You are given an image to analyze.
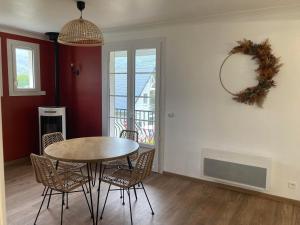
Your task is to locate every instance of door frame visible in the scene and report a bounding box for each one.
[0,37,7,225]
[102,37,165,173]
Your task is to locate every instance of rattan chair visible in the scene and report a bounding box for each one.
[42,132,85,171]
[41,132,86,197]
[30,154,92,225]
[103,130,139,200]
[42,132,64,149]
[120,130,139,163]
[100,149,155,225]
[104,130,139,168]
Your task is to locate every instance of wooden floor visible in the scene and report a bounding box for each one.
[4,160,300,225]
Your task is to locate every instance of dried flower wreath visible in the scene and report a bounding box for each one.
[219,39,282,107]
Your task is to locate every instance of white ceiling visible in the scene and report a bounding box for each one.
[0,0,299,33]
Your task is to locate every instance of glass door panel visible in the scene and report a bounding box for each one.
[134,49,156,145]
[109,51,128,137]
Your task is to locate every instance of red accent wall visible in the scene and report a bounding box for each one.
[0,32,102,162]
[0,32,55,161]
[59,45,102,139]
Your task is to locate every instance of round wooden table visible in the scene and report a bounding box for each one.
[44,136,139,225]
[44,136,139,163]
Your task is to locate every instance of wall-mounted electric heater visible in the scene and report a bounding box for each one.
[202,148,272,191]
[38,107,66,154]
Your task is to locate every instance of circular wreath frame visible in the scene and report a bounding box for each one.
[219,39,282,107]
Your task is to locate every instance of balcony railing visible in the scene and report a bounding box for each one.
[111,108,155,145]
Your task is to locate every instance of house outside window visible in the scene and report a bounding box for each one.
[7,39,45,96]
[143,93,148,104]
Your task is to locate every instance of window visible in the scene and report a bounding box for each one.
[103,40,161,146]
[7,39,45,96]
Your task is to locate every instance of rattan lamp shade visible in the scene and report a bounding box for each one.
[58,18,103,47]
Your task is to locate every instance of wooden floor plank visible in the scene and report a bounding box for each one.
[4,161,300,225]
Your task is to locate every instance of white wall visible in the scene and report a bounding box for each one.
[104,19,300,200]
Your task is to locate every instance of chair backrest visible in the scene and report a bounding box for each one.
[120,130,140,161]
[42,132,64,152]
[132,149,155,182]
[30,154,64,191]
[120,130,139,142]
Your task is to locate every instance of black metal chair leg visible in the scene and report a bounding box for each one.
[41,186,46,196]
[122,188,125,205]
[100,184,111,220]
[47,189,53,209]
[80,168,89,193]
[66,193,69,209]
[127,156,133,169]
[61,192,65,225]
[81,185,92,216]
[46,160,58,209]
[34,187,49,225]
[127,189,133,225]
[141,182,154,215]
[120,188,123,199]
[133,185,138,200]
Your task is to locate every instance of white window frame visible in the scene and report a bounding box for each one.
[7,39,45,96]
[102,38,166,173]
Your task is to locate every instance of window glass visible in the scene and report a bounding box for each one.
[109,51,127,74]
[135,48,156,145]
[135,49,156,73]
[109,50,128,137]
[15,48,34,89]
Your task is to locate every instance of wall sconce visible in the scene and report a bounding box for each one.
[70,63,80,76]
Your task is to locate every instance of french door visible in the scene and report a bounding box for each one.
[103,39,161,170]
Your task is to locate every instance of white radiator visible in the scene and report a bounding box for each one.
[201,148,271,191]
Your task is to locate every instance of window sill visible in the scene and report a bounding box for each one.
[9,90,46,96]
